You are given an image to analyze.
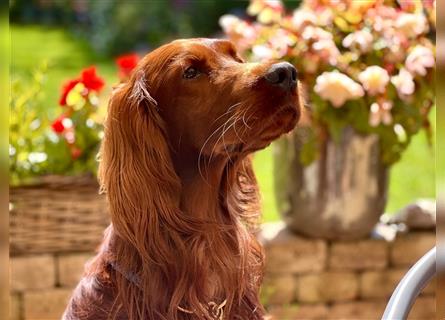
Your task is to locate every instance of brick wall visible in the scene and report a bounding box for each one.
[10,224,436,320]
[10,253,93,320]
[260,222,436,320]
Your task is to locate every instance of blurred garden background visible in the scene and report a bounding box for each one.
[10,0,435,222]
[10,1,437,319]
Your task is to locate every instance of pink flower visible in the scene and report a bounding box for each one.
[391,68,415,100]
[397,0,417,12]
[358,66,390,96]
[405,45,435,76]
[369,101,393,127]
[219,15,258,52]
[366,6,398,33]
[342,29,373,53]
[312,39,340,65]
[314,71,364,108]
[268,29,296,59]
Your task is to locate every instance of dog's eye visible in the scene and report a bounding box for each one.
[183,67,199,79]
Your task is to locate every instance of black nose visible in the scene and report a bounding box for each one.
[264,62,297,91]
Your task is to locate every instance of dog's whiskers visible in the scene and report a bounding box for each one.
[198,123,227,183]
[198,102,241,182]
[211,112,238,164]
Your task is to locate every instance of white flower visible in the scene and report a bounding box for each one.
[28,152,48,164]
[302,26,332,41]
[405,45,435,76]
[291,8,317,30]
[369,101,393,127]
[391,68,415,100]
[342,29,373,53]
[395,13,428,38]
[61,118,73,128]
[252,44,274,61]
[314,71,364,107]
[219,14,240,33]
[358,66,390,96]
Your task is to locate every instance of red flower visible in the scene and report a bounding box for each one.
[80,66,105,92]
[383,63,395,74]
[116,53,139,79]
[70,147,82,159]
[51,115,66,133]
[59,79,80,106]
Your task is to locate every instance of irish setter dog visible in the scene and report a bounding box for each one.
[63,38,301,320]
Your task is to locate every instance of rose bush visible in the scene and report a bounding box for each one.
[220,0,435,164]
[10,54,139,185]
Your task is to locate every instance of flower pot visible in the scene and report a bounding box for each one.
[273,126,389,240]
[10,175,109,255]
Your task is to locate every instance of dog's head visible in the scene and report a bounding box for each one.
[124,38,301,158]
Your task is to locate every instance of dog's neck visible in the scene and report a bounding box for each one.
[171,149,239,300]
[172,149,233,220]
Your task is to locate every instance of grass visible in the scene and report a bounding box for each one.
[12,24,436,222]
[11,25,117,118]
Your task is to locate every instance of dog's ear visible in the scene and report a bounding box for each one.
[98,69,181,246]
[98,68,187,318]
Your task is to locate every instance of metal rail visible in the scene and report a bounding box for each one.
[381,247,436,320]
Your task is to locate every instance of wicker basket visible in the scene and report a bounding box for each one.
[10,175,110,255]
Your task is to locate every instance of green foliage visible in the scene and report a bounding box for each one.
[11,25,117,118]
[10,64,104,186]
[386,109,435,213]
[10,63,50,185]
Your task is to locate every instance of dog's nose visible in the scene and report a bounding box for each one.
[264,62,297,91]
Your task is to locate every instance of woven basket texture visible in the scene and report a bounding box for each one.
[10,175,109,255]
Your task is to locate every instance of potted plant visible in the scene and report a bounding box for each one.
[220,0,435,239]
[9,54,140,254]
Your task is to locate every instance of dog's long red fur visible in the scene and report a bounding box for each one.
[63,39,301,320]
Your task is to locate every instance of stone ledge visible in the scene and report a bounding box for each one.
[408,295,435,320]
[297,272,359,303]
[329,300,386,319]
[56,253,93,287]
[24,288,73,320]
[267,303,329,320]
[360,269,406,299]
[262,274,297,305]
[329,239,388,271]
[10,293,22,320]
[390,232,435,267]
[11,255,55,292]
[260,222,327,274]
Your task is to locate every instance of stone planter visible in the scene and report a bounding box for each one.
[274,126,389,240]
